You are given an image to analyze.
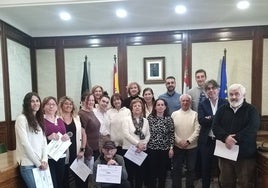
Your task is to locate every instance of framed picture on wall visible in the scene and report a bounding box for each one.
[143,56,166,84]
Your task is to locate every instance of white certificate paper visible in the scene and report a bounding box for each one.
[96,164,122,184]
[214,139,239,161]
[124,145,148,166]
[32,168,53,188]
[70,158,92,182]
[47,132,71,161]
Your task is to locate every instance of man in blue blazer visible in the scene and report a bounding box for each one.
[198,79,227,188]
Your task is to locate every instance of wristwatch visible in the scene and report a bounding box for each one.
[80,148,85,152]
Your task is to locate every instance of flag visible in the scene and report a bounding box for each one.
[81,58,90,95]
[113,62,120,93]
[183,54,190,94]
[219,55,228,99]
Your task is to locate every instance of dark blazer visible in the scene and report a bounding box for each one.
[198,98,227,144]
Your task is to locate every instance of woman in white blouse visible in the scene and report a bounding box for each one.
[122,98,150,188]
[107,93,131,155]
[15,92,48,188]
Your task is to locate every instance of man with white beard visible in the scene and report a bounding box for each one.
[212,83,260,188]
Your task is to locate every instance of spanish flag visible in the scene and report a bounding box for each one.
[113,55,120,93]
[183,53,190,94]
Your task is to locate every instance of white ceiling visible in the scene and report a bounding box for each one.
[0,0,268,37]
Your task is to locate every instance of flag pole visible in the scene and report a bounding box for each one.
[85,55,87,64]
[183,48,190,94]
[113,54,120,93]
[114,54,116,64]
[219,49,228,99]
[81,55,89,95]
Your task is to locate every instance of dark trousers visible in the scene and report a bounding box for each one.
[200,137,217,188]
[48,157,65,188]
[172,147,197,188]
[63,164,88,188]
[218,158,256,188]
[147,148,169,188]
[123,149,146,188]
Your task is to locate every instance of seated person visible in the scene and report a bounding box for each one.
[93,141,130,188]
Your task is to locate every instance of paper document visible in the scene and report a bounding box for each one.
[70,158,91,182]
[85,156,94,174]
[47,132,71,161]
[32,167,53,188]
[124,145,147,166]
[214,139,239,161]
[96,164,122,184]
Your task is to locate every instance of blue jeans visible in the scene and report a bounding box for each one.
[20,165,36,188]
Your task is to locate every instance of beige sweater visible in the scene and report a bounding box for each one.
[171,109,200,149]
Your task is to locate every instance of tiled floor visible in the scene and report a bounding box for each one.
[164,178,220,188]
[164,172,220,188]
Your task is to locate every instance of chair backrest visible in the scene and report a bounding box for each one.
[0,143,7,154]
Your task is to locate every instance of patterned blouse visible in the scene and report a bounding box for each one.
[147,114,175,150]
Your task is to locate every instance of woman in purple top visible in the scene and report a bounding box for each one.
[43,96,69,188]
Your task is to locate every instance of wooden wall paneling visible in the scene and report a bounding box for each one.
[2,23,268,152]
[181,32,192,89]
[251,27,263,114]
[124,31,184,94]
[190,27,254,42]
[0,123,7,145]
[262,28,268,128]
[30,46,38,92]
[0,22,5,146]
[261,116,268,130]
[62,34,120,48]
[55,39,66,99]
[262,27,268,38]
[1,21,33,150]
[190,26,265,114]
[118,36,128,98]
[3,22,31,48]
[33,37,57,49]
[125,31,183,45]
[1,23,11,149]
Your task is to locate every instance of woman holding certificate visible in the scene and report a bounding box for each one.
[43,96,69,188]
[58,96,87,188]
[122,98,150,188]
[15,92,48,188]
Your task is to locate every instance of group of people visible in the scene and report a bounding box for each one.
[15,69,260,188]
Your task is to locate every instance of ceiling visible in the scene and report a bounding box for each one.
[0,0,268,37]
